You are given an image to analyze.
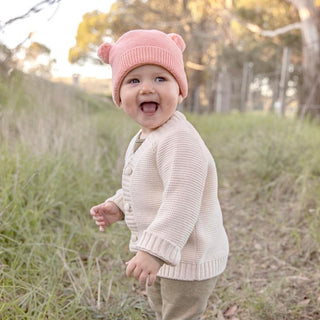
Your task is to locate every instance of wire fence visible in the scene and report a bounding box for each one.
[213,50,302,116]
[195,45,320,118]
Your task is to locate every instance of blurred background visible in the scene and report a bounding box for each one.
[1,0,320,118]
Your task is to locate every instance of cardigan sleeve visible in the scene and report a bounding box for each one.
[106,188,124,215]
[136,130,209,266]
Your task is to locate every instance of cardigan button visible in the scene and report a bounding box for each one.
[124,166,133,175]
[132,235,138,242]
[124,202,132,212]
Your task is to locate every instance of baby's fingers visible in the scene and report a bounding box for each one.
[147,273,157,287]
[125,260,135,278]
[90,207,99,216]
[93,215,104,222]
[138,272,150,288]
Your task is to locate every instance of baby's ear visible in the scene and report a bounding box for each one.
[168,33,186,52]
[97,43,112,64]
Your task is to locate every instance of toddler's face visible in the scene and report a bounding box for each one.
[119,65,183,138]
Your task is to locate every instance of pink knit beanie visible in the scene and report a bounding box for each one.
[97,29,188,106]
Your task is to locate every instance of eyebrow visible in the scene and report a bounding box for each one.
[127,71,169,78]
[125,73,140,78]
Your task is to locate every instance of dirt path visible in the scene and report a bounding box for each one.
[204,186,320,320]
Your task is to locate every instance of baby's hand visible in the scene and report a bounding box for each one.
[90,201,122,232]
[126,251,163,287]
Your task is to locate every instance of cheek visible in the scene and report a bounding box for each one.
[119,94,130,109]
[120,102,136,117]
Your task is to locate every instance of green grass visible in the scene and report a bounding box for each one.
[1,70,319,319]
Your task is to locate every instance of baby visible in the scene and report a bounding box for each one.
[90,29,229,320]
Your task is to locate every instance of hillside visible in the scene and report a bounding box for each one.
[52,75,112,96]
[0,70,319,319]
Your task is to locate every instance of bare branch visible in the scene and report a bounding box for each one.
[245,21,302,37]
[1,0,62,29]
[228,10,301,38]
[186,61,206,71]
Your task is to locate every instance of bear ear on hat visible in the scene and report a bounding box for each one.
[97,43,112,64]
[168,33,186,52]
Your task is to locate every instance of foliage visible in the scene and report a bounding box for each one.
[224,0,301,72]
[68,11,109,65]
[22,41,56,77]
[25,42,51,59]
[69,0,301,70]
[0,40,55,78]
[0,70,319,319]
[0,43,13,65]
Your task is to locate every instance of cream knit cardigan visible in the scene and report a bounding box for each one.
[107,111,229,281]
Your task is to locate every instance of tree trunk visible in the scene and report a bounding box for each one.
[290,0,320,118]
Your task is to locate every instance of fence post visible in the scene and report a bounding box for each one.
[193,85,201,113]
[240,62,253,112]
[215,67,230,113]
[279,47,291,116]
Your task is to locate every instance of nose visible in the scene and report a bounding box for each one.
[140,80,155,94]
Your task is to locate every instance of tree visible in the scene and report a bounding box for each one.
[0,0,61,77]
[290,0,320,118]
[68,11,109,65]
[234,0,320,118]
[22,42,56,77]
[0,44,13,68]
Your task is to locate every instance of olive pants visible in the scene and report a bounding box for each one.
[146,276,218,320]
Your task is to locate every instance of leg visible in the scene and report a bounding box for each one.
[161,277,218,320]
[146,277,163,320]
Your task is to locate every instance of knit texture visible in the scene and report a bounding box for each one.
[97,29,188,106]
[107,111,229,280]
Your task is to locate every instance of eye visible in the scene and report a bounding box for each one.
[128,78,139,84]
[155,76,166,82]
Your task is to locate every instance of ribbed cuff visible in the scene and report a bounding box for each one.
[136,230,181,266]
[158,256,229,281]
[105,189,124,216]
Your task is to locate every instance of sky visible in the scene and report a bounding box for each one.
[0,0,115,78]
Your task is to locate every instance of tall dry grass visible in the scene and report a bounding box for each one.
[1,70,319,319]
[0,70,149,319]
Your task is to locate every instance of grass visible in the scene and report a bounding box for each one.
[190,113,320,319]
[0,69,319,319]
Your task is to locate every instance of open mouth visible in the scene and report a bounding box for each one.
[140,102,159,113]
